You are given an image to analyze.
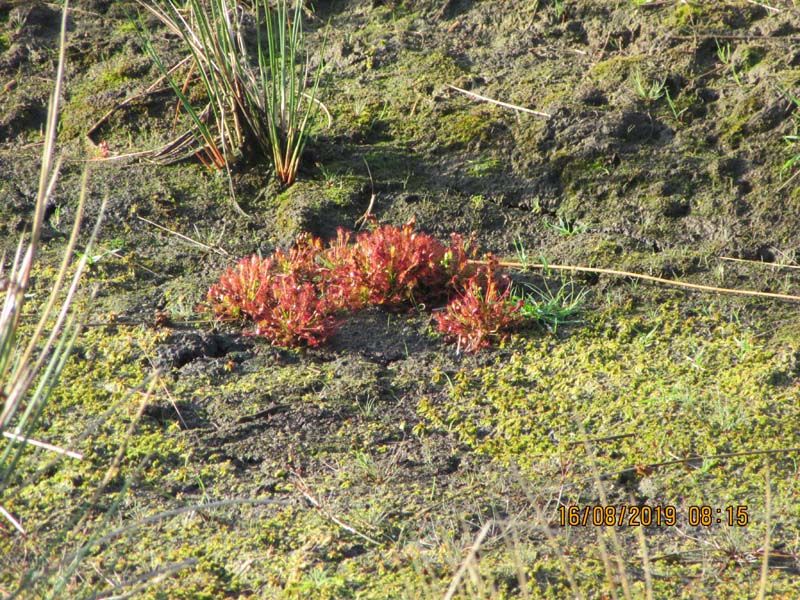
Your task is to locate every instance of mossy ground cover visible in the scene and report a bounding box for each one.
[4,0,800,597]
[420,300,800,596]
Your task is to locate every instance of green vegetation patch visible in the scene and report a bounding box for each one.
[435,108,496,150]
[272,177,366,242]
[417,301,800,595]
[60,52,143,139]
[586,55,644,86]
[419,302,799,498]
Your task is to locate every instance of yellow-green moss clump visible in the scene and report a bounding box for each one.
[419,303,798,488]
[435,109,496,150]
[664,2,706,30]
[586,55,644,86]
[418,301,800,597]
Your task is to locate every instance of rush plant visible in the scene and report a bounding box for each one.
[254,0,325,185]
[136,0,247,169]
[137,0,324,185]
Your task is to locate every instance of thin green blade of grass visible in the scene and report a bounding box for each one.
[287,45,325,181]
[0,0,104,549]
[134,8,224,166]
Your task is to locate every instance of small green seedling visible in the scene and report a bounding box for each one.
[632,69,665,103]
[665,89,689,121]
[544,215,587,238]
[716,40,742,86]
[513,279,587,333]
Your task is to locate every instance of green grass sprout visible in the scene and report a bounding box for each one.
[513,279,587,333]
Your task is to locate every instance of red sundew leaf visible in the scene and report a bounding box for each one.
[442,232,478,290]
[205,255,275,321]
[274,233,326,282]
[435,258,523,353]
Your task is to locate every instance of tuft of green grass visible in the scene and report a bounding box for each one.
[543,215,587,237]
[631,69,665,103]
[716,39,743,86]
[664,88,688,121]
[509,238,588,332]
[513,279,587,333]
[136,0,325,186]
[783,131,800,173]
[551,0,566,22]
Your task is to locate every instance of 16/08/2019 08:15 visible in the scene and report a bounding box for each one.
[557,504,749,527]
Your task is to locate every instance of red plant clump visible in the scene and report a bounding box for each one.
[440,232,476,289]
[205,237,340,347]
[204,222,522,351]
[252,273,338,348]
[435,258,523,353]
[273,233,325,282]
[340,221,451,309]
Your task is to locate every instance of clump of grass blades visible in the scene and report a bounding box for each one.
[513,279,587,333]
[137,0,324,186]
[255,0,324,185]
[0,0,104,540]
[136,0,249,170]
[631,69,664,103]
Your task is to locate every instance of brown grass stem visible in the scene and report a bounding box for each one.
[473,259,800,303]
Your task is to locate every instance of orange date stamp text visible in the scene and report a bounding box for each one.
[557,504,749,527]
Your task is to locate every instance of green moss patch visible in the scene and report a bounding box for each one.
[272,177,366,243]
[417,302,800,596]
[419,303,799,484]
[60,52,145,139]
